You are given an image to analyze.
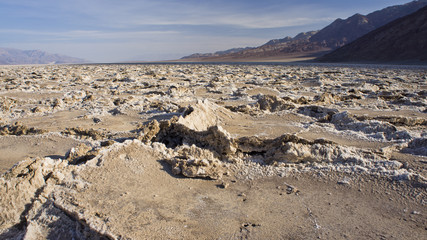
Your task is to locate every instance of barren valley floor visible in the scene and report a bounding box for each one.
[0,63,426,239]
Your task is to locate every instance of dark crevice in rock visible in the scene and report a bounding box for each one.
[65,143,99,165]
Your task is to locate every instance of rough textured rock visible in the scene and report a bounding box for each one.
[176,99,219,131]
[62,127,107,140]
[402,138,427,156]
[256,95,296,112]
[65,144,99,165]
[298,106,339,121]
[330,111,412,141]
[364,116,427,127]
[166,145,224,179]
[314,93,341,104]
[145,102,409,177]
[136,120,161,143]
[0,157,68,231]
[0,122,46,136]
[23,201,114,240]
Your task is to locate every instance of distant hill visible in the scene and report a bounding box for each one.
[0,48,87,65]
[181,47,255,60]
[214,31,327,60]
[317,6,427,63]
[181,0,427,61]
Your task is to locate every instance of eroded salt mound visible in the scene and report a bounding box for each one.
[330,111,412,141]
[1,99,425,238]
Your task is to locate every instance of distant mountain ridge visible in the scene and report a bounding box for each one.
[262,31,318,46]
[318,6,427,63]
[181,30,324,60]
[0,48,87,65]
[181,0,427,61]
[181,47,255,59]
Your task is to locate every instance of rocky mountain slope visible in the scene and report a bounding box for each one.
[181,0,427,61]
[0,48,87,65]
[310,0,427,48]
[318,6,427,63]
[262,31,318,46]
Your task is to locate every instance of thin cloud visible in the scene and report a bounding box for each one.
[100,1,333,30]
[0,29,179,41]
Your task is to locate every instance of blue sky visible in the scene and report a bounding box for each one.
[0,0,412,62]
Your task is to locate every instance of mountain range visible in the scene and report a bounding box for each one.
[181,0,427,62]
[0,48,87,65]
[318,5,427,63]
[3,1,426,65]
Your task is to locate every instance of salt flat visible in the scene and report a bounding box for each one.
[0,63,426,239]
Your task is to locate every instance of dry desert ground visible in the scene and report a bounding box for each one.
[0,63,426,239]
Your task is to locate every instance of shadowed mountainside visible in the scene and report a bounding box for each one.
[318,6,427,63]
[310,0,427,48]
[181,0,427,61]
